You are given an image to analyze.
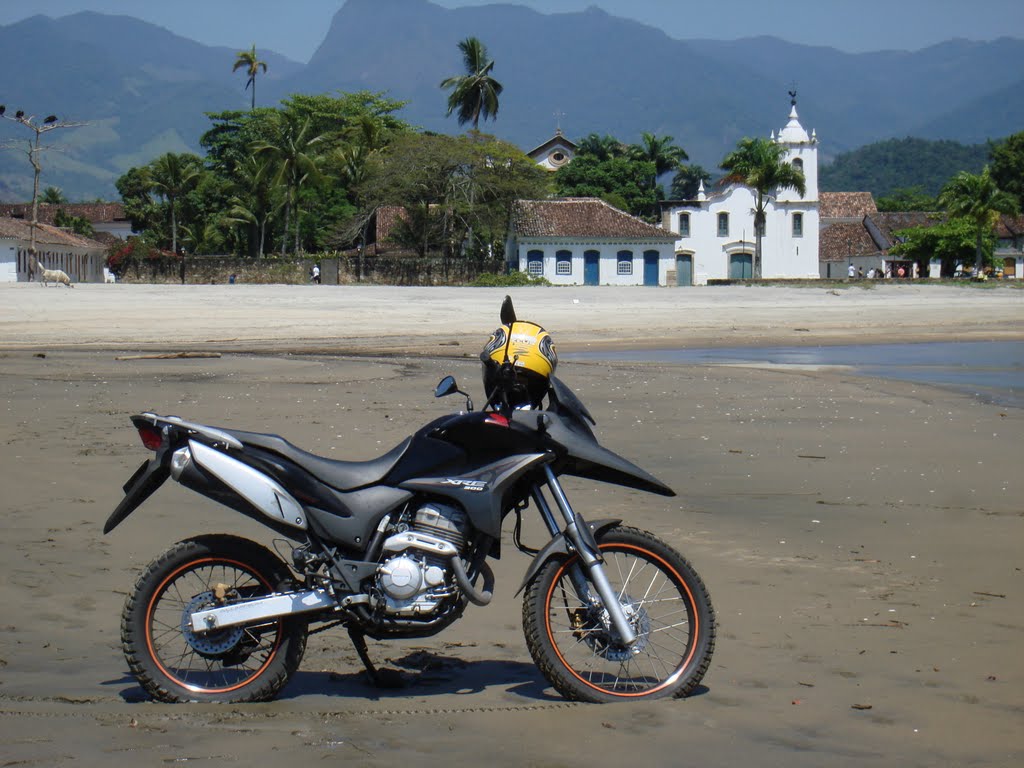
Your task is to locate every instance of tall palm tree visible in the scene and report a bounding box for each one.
[721,137,806,279]
[253,116,324,255]
[233,45,268,111]
[938,166,1019,274]
[440,37,503,131]
[146,152,202,257]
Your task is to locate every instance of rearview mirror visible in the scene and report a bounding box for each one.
[435,375,458,398]
[435,375,474,411]
[500,294,517,326]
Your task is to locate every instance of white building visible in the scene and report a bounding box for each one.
[507,198,678,286]
[526,129,577,172]
[660,102,821,284]
[0,217,108,282]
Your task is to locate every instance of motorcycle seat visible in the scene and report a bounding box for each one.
[225,429,412,491]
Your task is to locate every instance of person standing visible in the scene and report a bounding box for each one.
[311,263,321,284]
[848,263,856,279]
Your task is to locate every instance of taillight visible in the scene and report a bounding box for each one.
[137,424,163,451]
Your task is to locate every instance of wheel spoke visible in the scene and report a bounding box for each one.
[543,541,699,696]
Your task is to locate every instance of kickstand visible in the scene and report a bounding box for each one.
[347,628,406,689]
[348,627,382,685]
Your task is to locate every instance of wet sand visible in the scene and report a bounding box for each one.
[0,284,1022,766]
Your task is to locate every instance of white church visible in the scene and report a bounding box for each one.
[659,100,820,284]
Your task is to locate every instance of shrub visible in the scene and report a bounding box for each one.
[471,271,551,287]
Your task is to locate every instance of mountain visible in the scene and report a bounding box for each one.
[819,138,991,198]
[1,0,1021,201]
[0,12,301,201]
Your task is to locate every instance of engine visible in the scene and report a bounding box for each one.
[374,502,470,617]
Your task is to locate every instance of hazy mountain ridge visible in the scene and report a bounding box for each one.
[0,0,1020,201]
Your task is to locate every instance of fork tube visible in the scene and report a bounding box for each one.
[530,486,562,538]
[542,466,637,646]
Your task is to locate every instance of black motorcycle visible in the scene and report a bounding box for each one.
[105,297,715,703]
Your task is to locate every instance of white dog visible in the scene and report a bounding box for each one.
[31,257,74,288]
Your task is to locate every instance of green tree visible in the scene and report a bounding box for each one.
[363,132,548,265]
[146,152,203,256]
[670,164,712,200]
[721,137,806,278]
[631,132,688,182]
[989,131,1024,210]
[890,217,982,277]
[233,44,268,111]
[554,152,657,218]
[53,208,94,237]
[875,186,938,212]
[222,154,278,257]
[440,37,503,131]
[938,166,1019,273]
[253,115,324,255]
[41,186,68,204]
[576,133,626,161]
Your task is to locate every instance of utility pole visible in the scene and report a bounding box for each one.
[0,106,86,265]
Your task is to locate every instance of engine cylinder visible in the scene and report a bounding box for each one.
[413,503,468,552]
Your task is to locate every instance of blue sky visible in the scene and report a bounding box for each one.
[2,0,1022,62]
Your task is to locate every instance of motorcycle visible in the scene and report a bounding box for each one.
[105,297,715,703]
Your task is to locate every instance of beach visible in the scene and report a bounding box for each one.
[1,282,1022,766]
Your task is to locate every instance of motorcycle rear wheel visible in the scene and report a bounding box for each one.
[523,525,715,703]
[121,534,307,703]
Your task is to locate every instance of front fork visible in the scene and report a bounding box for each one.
[532,466,637,646]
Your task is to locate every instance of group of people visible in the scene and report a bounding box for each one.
[848,263,918,280]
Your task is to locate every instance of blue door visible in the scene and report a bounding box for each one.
[643,251,659,286]
[584,250,599,285]
[729,253,752,279]
[676,255,692,286]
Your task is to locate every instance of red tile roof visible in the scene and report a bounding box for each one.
[0,202,127,224]
[511,198,673,239]
[819,220,883,262]
[0,217,108,249]
[820,192,878,219]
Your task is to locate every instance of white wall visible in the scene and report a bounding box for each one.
[0,243,16,282]
[665,186,819,283]
[515,241,676,286]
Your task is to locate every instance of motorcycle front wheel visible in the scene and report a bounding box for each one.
[523,525,715,703]
[121,534,307,703]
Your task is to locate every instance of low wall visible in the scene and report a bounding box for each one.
[113,255,505,286]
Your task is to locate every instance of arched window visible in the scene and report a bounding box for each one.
[792,157,804,172]
[717,212,729,237]
[678,212,690,237]
[555,249,572,275]
[527,249,544,276]
[617,250,633,275]
[792,212,804,237]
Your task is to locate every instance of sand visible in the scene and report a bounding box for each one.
[0,282,1022,767]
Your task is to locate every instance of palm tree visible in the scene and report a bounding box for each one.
[440,37,503,131]
[233,45,268,111]
[223,154,276,257]
[253,115,324,255]
[721,137,806,278]
[41,186,68,204]
[577,133,626,161]
[632,132,688,185]
[938,166,1019,274]
[146,152,202,257]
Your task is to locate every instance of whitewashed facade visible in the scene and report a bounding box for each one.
[660,104,821,284]
[507,198,678,286]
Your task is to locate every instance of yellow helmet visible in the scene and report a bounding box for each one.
[481,319,557,408]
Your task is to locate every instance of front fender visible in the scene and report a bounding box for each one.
[514,518,621,596]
